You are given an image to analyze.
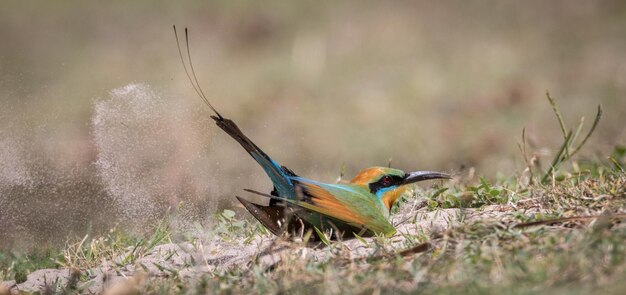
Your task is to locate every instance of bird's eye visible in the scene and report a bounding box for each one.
[381,176,392,186]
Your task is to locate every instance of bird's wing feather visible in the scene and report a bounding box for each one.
[287,178,396,236]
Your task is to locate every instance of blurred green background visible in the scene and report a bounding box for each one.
[1,1,625,249]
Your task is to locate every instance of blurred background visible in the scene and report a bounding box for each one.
[1,0,625,249]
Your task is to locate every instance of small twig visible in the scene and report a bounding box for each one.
[345,241,433,264]
[396,242,432,257]
[512,213,626,229]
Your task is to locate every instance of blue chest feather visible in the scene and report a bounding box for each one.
[375,186,398,200]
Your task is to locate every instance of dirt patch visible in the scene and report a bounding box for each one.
[3,204,523,294]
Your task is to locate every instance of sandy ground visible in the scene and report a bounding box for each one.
[1,203,524,294]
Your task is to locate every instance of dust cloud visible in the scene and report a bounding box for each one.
[93,83,218,228]
[0,83,217,249]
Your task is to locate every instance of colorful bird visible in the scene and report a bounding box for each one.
[174,26,451,240]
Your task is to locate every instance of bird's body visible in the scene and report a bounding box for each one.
[212,115,449,240]
[174,26,450,241]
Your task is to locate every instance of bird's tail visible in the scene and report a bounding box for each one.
[173,25,294,197]
[211,116,295,197]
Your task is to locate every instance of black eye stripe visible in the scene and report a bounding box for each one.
[369,174,405,194]
[381,175,403,185]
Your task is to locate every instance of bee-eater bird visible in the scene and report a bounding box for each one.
[174,26,451,240]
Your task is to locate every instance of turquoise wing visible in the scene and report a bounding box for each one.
[286,177,396,236]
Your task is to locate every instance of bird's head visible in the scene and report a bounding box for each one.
[350,167,450,211]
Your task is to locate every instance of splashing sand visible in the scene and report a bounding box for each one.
[93,83,205,224]
[0,133,32,188]
[0,83,216,248]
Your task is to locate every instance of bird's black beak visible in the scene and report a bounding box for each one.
[401,171,451,185]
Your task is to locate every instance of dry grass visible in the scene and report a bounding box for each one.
[2,162,623,294]
[139,167,626,294]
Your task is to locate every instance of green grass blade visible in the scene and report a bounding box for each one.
[546,92,569,139]
[568,104,602,158]
[541,130,573,184]
[313,226,330,247]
